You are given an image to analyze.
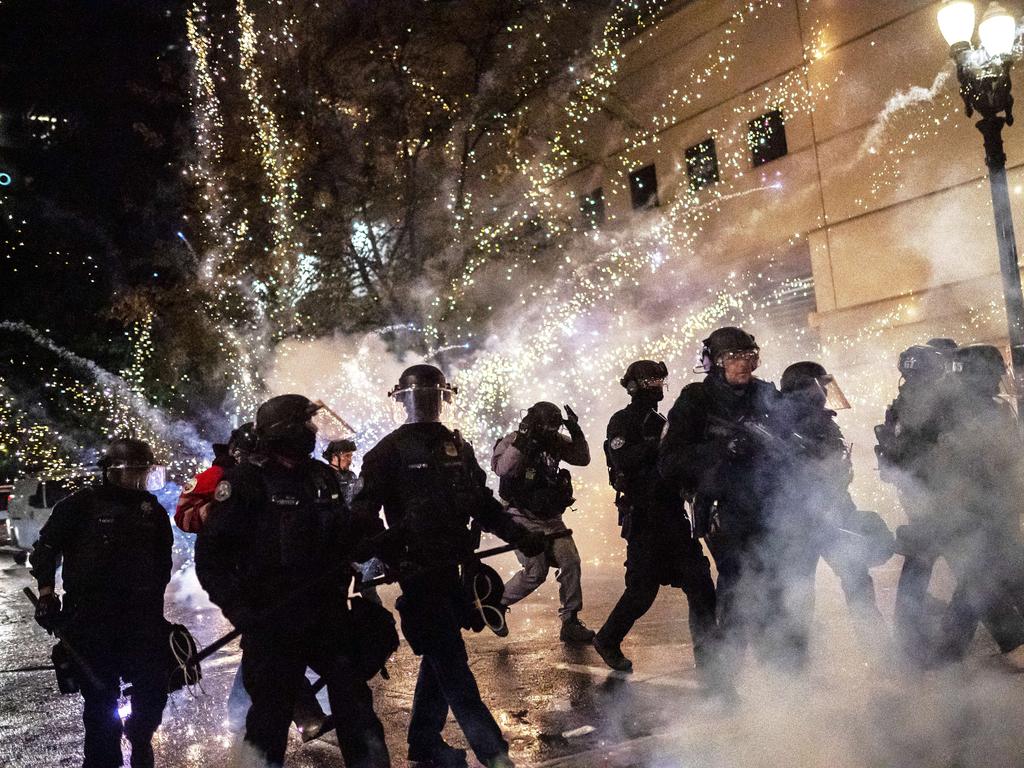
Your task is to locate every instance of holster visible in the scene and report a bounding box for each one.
[51,642,79,695]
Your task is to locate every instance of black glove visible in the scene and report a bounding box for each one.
[225,605,260,633]
[34,592,62,634]
[353,529,406,567]
[517,530,547,557]
[563,404,579,427]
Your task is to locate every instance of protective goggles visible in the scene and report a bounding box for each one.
[636,377,668,390]
[718,349,760,366]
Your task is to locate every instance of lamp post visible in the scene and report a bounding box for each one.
[939,0,1024,416]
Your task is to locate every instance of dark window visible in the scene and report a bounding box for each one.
[579,187,606,229]
[685,138,720,192]
[629,164,659,209]
[748,109,788,167]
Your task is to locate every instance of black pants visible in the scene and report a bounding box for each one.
[226,661,327,733]
[597,510,717,666]
[66,614,168,768]
[708,531,814,672]
[240,608,388,768]
[398,569,508,764]
[896,533,1024,663]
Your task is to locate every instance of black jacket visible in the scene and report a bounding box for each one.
[350,422,528,565]
[195,456,363,621]
[606,401,673,511]
[32,484,172,614]
[658,372,780,535]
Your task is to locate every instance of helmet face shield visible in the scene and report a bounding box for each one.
[105,463,166,491]
[390,385,455,424]
[819,375,851,411]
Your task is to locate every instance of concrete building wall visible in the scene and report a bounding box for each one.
[555,0,1024,355]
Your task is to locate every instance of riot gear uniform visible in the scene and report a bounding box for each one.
[659,328,782,671]
[31,439,172,768]
[494,401,594,643]
[351,365,538,768]
[323,438,359,503]
[196,395,388,768]
[876,341,962,664]
[929,345,1024,667]
[593,361,718,675]
[769,363,887,666]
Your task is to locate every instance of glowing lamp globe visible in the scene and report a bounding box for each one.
[979,2,1017,56]
[938,0,977,47]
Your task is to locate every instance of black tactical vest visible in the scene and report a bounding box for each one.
[391,427,479,559]
[259,460,345,575]
[499,448,574,520]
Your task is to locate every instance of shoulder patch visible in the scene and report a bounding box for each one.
[609,436,626,450]
[444,441,459,457]
[214,480,232,502]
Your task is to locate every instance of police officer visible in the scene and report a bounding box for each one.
[31,438,172,768]
[771,362,889,664]
[351,364,545,768]
[930,344,1024,669]
[323,437,383,607]
[493,401,594,643]
[323,438,358,504]
[593,360,718,676]
[658,327,781,671]
[195,395,389,768]
[875,341,961,664]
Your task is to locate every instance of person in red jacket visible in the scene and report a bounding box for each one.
[175,423,256,533]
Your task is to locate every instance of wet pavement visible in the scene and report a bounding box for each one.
[3,551,1024,768]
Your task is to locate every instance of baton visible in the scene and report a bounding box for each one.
[23,587,105,691]
[193,529,574,665]
[361,528,574,589]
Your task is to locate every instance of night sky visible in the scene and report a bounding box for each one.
[1,1,190,366]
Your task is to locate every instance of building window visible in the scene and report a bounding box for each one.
[748,109,787,167]
[685,138,719,192]
[629,164,658,209]
[579,187,606,229]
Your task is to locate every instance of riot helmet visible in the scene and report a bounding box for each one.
[954,344,1007,397]
[780,361,850,410]
[99,438,164,491]
[897,345,947,383]
[255,394,321,458]
[322,438,357,470]
[228,422,257,461]
[621,360,668,403]
[927,338,959,353]
[699,326,759,373]
[389,364,457,424]
[520,401,564,437]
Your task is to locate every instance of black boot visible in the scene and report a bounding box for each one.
[408,740,469,767]
[593,634,632,672]
[560,613,595,643]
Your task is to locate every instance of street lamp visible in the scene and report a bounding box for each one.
[939,0,1024,416]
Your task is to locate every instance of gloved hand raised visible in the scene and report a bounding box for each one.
[34,592,62,634]
[565,405,581,430]
[517,530,548,557]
